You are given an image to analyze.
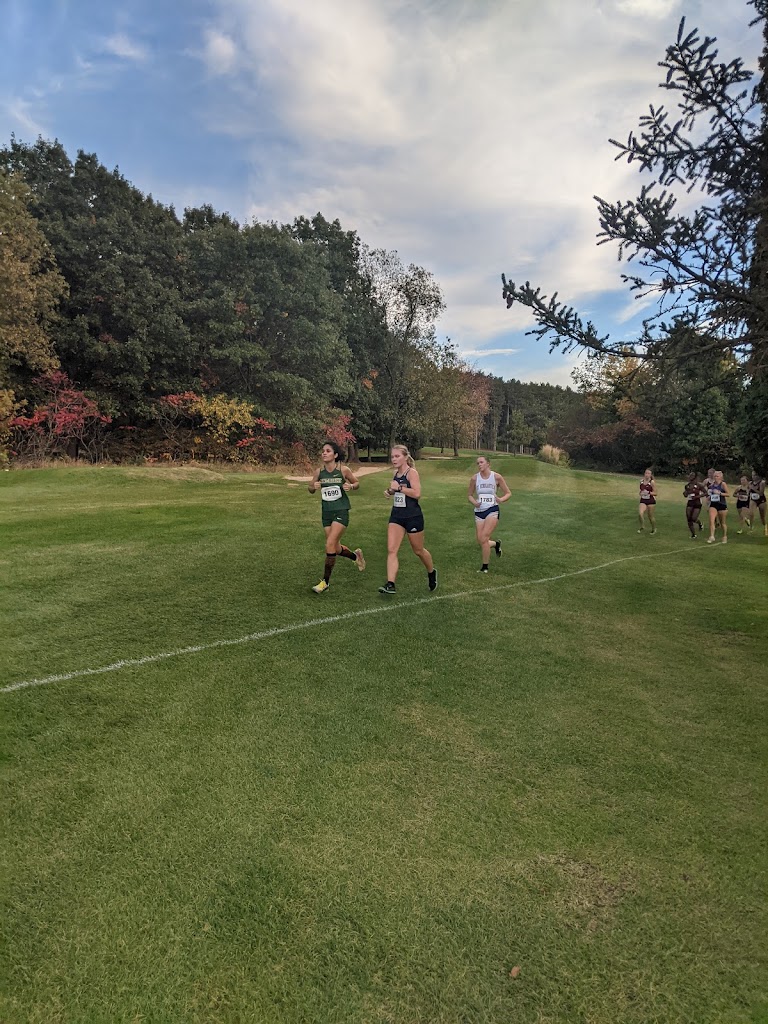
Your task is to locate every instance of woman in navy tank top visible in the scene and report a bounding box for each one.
[378,445,437,595]
[706,470,729,544]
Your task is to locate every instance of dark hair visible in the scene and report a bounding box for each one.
[322,439,344,463]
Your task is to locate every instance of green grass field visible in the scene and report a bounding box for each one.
[1,456,766,1024]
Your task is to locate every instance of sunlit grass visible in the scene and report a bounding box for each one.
[1,459,766,1023]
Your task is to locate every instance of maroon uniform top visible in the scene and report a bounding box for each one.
[684,482,706,504]
[640,479,656,501]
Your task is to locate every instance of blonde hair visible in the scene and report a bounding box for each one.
[391,444,415,468]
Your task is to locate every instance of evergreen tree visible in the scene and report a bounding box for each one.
[502,3,767,463]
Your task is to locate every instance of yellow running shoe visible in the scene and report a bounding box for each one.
[312,580,329,594]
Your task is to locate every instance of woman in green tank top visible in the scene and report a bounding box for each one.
[307,441,366,593]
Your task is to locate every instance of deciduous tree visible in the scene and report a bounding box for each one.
[0,171,66,460]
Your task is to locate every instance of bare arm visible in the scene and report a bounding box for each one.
[494,473,511,503]
[342,465,359,491]
[308,468,321,494]
[395,468,421,500]
[468,475,479,507]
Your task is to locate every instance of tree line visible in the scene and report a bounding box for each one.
[0,137,590,467]
[1,82,759,476]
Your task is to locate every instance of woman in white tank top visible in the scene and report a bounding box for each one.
[468,455,511,573]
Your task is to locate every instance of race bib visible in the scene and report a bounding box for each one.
[479,494,495,506]
[393,492,406,507]
[322,485,342,502]
[750,492,761,501]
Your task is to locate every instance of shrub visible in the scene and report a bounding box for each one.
[9,371,111,462]
[538,444,570,467]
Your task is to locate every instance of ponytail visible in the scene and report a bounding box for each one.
[392,444,414,467]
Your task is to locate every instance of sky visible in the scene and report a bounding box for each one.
[0,0,761,387]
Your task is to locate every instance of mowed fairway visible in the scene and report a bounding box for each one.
[1,457,766,1024]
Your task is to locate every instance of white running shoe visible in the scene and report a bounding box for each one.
[355,548,366,571]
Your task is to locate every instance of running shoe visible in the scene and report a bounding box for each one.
[428,569,438,591]
[737,529,743,535]
[378,582,396,595]
[312,580,329,594]
[495,539,502,558]
[478,567,489,574]
[698,521,703,531]
[637,529,644,533]
[650,529,657,535]
[721,537,727,544]
[707,537,716,544]
[354,548,366,571]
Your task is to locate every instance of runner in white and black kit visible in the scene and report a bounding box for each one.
[707,470,729,544]
[378,445,437,595]
[468,455,511,573]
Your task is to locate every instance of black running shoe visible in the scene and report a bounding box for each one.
[378,581,396,595]
[428,570,438,592]
[495,539,502,558]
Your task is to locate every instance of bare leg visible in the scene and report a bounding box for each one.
[719,510,728,542]
[638,503,646,531]
[686,505,697,537]
[476,516,498,564]
[708,505,718,541]
[386,523,406,582]
[406,531,434,572]
[322,522,346,581]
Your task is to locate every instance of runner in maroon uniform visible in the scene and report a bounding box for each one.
[637,468,657,534]
[683,472,705,538]
[706,470,729,544]
[748,471,767,536]
[734,476,751,535]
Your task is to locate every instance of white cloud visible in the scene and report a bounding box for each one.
[102,33,148,62]
[201,29,238,75]
[614,0,680,18]
[199,0,756,371]
[461,348,522,357]
[2,97,45,136]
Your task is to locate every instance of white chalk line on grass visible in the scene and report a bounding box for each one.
[3,547,694,694]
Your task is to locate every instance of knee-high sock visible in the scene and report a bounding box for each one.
[324,552,337,582]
